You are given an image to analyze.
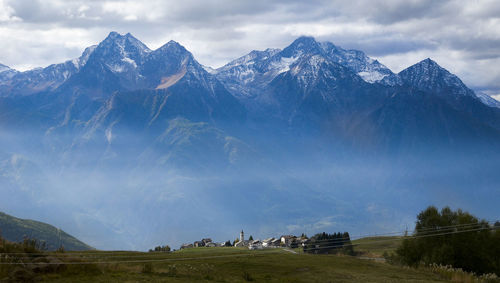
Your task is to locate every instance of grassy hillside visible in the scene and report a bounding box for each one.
[352,236,403,257]
[3,247,453,282]
[0,211,92,251]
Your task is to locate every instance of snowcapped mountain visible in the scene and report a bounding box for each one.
[53,32,240,106]
[35,32,247,168]
[1,33,499,145]
[58,32,151,96]
[215,36,395,98]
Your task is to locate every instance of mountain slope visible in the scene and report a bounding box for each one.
[263,54,388,132]
[475,92,500,108]
[348,88,500,153]
[61,89,250,170]
[0,211,93,251]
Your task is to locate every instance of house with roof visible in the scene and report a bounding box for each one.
[180,243,193,249]
[205,242,217,247]
[280,235,296,247]
[249,240,263,250]
[194,240,205,247]
[262,237,275,248]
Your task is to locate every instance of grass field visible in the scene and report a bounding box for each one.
[351,236,403,257]
[1,246,456,282]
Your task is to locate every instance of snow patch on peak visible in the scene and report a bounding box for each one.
[107,64,125,73]
[264,48,281,56]
[273,55,300,74]
[121,57,137,68]
[358,71,388,83]
[291,55,326,76]
[202,65,216,74]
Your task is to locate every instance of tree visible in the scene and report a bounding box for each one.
[150,245,170,252]
[396,206,499,276]
[224,240,232,247]
[249,235,253,241]
[303,231,353,254]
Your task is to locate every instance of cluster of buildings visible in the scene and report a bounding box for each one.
[180,230,309,250]
[180,238,230,249]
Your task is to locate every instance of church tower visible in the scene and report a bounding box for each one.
[240,230,244,242]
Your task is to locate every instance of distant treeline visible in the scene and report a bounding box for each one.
[389,206,500,276]
[303,232,354,255]
[149,245,171,252]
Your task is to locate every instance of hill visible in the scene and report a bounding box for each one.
[352,236,403,258]
[0,211,92,251]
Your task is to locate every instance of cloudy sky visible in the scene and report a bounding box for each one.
[1,0,500,98]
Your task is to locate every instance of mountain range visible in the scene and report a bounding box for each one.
[0,32,499,250]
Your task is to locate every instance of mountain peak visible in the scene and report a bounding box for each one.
[293,36,318,44]
[162,40,184,49]
[104,31,133,42]
[399,57,475,98]
[419,58,440,68]
[105,31,135,39]
[106,31,120,38]
[99,31,150,52]
[156,40,191,58]
[281,36,322,58]
[84,31,151,72]
[402,58,449,76]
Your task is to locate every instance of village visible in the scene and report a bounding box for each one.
[180,230,310,250]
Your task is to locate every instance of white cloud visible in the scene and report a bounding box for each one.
[0,0,20,22]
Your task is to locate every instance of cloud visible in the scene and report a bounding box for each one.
[0,0,499,93]
[0,0,20,22]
